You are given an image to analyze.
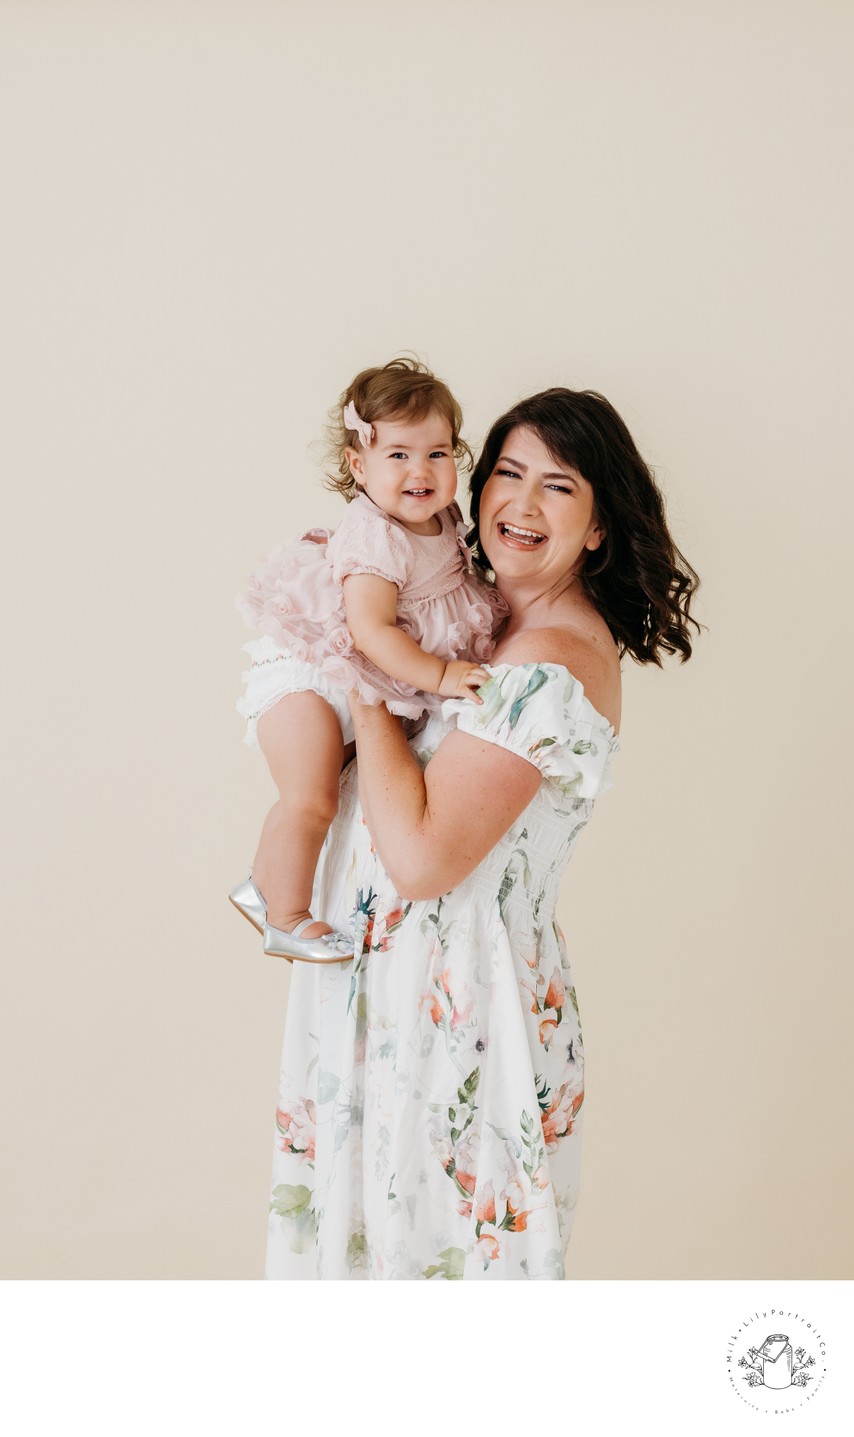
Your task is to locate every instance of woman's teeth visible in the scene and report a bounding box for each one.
[499,522,546,545]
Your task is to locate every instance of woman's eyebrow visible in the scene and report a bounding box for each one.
[498,454,578,481]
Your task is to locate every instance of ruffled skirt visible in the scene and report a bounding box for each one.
[235,530,504,722]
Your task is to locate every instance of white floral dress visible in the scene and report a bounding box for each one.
[264,662,620,1280]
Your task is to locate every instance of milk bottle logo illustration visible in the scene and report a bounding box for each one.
[741,1331,815,1389]
[725,1310,827,1411]
[748,1334,794,1388]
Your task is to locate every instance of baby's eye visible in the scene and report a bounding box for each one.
[430,450,450,459]
[389,451,407,459]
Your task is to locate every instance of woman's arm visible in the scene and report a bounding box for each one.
[343,572,487,699]
[347,698,541,901]
[349,625,620,900]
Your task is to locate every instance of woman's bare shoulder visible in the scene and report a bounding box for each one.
[490,625,621,732]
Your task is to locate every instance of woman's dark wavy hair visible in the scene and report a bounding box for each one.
[467,388,701,665]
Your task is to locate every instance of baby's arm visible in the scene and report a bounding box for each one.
[343,574,486,701]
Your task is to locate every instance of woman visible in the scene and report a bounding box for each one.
[265,388,699,1279]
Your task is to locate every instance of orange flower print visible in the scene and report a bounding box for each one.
[475,1233,500,1266]
[544,966,565,1013]
[419,990,445,1027]
[457,1198,473,1218]
[455,1166,477,1196]
[455,1134,480,1195]
[275,1097,316,1161]
[474,1179,496,1225]
[450,996,474,1030]
[539,1016,558,1049]
[541,1081,584,1149]
[375,904,409,953]
[502,1174,526,1214]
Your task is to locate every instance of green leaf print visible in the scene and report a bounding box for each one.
[270,1183,312,1219]
[521,1111,546,1179]
[571,739,594,755]
[346,1231,369,1271]
[422,1246,467,1280]
[507,668,549,729]
[529,736,557,755]
[484,1121,522,1157]
[497,869,514,920]
[497,843,531,923]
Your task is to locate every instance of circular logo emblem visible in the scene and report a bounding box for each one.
[726,1309,828,1411]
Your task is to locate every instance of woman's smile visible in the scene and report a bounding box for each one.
[496,521,548,547]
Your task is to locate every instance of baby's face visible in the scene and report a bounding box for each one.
[346,410,458,534]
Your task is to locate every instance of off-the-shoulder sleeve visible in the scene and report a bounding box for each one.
[327,498,414,590]
[439,662,618,799]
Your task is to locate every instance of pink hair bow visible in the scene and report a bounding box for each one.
[343,400,374,448]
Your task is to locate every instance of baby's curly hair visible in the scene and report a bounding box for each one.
[323,355,473,500]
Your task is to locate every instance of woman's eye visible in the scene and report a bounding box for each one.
[496,467,520,479]
[546,484,573,494]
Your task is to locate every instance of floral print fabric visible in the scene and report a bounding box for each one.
[264,663,619,1279]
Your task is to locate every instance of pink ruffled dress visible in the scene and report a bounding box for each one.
[235,493,509,746]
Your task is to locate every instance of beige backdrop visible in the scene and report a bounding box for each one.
[2,0,851,1278]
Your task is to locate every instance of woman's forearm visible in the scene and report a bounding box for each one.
[347,695,542,902]
[347,700,430,884]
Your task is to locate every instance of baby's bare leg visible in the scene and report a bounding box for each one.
[253,692,344,939]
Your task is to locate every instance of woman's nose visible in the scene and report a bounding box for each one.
[519,481,540,515]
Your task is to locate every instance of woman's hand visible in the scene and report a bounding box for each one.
[437,660,488,703]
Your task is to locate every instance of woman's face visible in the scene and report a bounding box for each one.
[477,425,605,589]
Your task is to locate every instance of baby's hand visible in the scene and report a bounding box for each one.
[438,660,489,703]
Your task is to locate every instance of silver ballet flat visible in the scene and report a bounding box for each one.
[263,917,354,964]
[229,875,267,933]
